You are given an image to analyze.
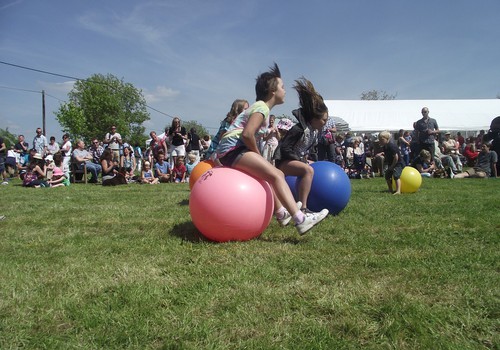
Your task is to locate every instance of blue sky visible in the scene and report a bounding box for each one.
[1,0,499,141]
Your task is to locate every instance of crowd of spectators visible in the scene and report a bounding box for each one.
[0,119,213,187]
[1,113,497,188]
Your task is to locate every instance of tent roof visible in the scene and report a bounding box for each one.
[324,99,500,132]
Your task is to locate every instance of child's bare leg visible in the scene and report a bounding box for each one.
[386,179,394,193]
[234,152,299,216]
[393,178,401,195]
[278,160,313,210]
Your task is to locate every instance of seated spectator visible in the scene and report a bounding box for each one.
[120,145,136,181]
[371,137,386,177]
[200,134,211,159]
[47,152,69,188]
[411,149,438,178]
[100,148,127,186]
[333,133,346,168]
[454,141,497,178]
[441,131,463,172]
[22,153,48,187]
[154,151,171,183]
[173,156,187,183]
[463,139,480,167]
[433,139,458,174]
[89,138,104,165]
[72,140,102,183]
[140,161,159,184]
[185,152,198,183]
[47,136,60,155]
[346,137,369,178]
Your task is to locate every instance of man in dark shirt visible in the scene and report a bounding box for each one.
[415,107,439,160]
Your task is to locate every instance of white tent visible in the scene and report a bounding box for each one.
[324,99,499,133]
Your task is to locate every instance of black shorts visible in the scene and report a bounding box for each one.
[385,163,404,181]
[218,146,250,167]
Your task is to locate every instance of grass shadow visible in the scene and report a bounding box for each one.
[170,221,208,243]
[178,199,189,206]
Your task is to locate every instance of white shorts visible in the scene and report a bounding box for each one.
[171,145,186,157]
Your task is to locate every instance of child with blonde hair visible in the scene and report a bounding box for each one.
[378,131,405,194]
[140,161,159,184]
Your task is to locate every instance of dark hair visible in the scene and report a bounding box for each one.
[100,148,113,162]
[255,63,281,101]
[293,77,328,123]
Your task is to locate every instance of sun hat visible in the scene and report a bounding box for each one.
[33,153,43,160]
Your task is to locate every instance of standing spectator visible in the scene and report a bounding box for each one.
[104,125,122,162]
[168,117,187,167]
[148,131,163,162]
[72,140,102,183]
[261,115,280,164]
[60,133,72,179]
[415,107,439,160]
[33,127,48,156]
[398,129,412,166]
[14,134,29,166]
[47,136,60,155]
[0,136,8,185]
[317,115,337,162]
[484,116,500,176]
[187,128,202,161]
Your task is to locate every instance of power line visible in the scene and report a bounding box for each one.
[0,60,175,119]
[0,60,81,80]
[0,84,41,94]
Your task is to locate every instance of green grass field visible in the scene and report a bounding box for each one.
[0,177,498,349]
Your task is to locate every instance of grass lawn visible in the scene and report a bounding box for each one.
[0,176,498,349]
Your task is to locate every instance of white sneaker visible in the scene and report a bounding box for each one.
[295,209,329,235]
[277,201,302,227]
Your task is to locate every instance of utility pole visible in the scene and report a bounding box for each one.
[42,90,46,135]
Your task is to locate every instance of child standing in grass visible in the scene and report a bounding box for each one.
[215,63,328,235]
[378,131,405,194]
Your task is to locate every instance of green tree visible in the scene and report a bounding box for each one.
[0,128,17,148]
[360,90,397,100]
[55,74,150,144]
[180,120,209,139]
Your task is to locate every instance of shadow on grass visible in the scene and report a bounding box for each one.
[178,199,189,206]
[170,221,208,243]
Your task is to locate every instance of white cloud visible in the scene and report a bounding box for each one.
[143,85,180,103]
